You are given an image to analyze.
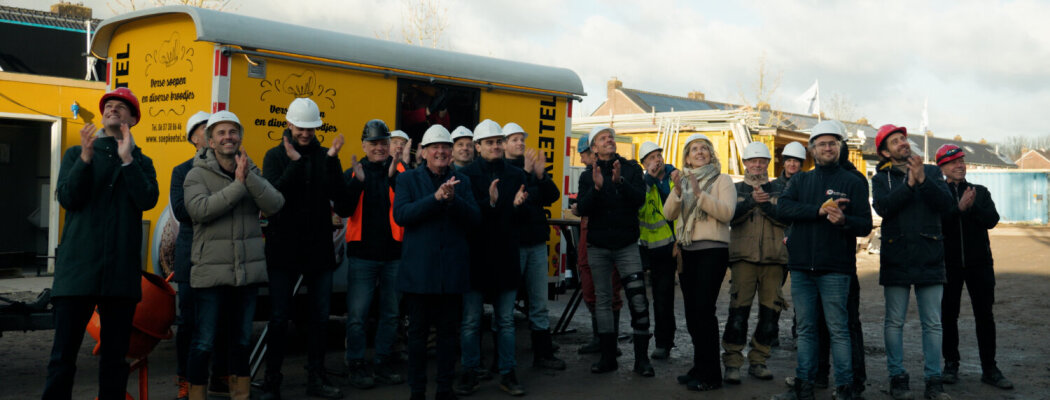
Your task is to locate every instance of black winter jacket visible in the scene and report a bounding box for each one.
[262,129,352,271]
[777,162,872,274]
[506,156,560,246]
[872,162,954,286]
[170,157,195,282]
[461,158,528,294]
[344,156,402,261]
[942,180,998,269]
[577,154,646,249]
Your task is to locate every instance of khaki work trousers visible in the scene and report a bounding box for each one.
[721,260,786,367]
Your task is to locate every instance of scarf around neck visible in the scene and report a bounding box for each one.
[677,161,720,246]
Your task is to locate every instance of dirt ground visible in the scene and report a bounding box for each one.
[1,226,1048,399]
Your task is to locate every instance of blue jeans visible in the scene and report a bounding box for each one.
[188,285,257,384]
[344,257,401,363]
[791,270,852,386]
[461,289,518,374]
[519,243,550,331]
[176,282,227,379]
[884,284,943,379]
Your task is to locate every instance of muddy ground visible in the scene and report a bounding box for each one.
[1,226,1048,399]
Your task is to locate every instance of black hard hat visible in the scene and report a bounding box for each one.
[361,119,391,141]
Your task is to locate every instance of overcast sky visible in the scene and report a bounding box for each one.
[8,0,1048,143]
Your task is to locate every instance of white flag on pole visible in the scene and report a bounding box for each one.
[919,98,929,135]
[796,80,820,115]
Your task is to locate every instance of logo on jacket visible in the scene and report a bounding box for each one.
[825,189,847,197]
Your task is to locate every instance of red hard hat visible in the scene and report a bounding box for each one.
[936,144,964,166]
[99,87,141,123]
[875,124,907,151]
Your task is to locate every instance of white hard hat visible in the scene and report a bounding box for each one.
[684,133,711,150]
[390,130,410,141]
[783,141,807,160]
[502,122,527,139]
[809,120,844,143]
[638,141,663,161]
[742,142,772,160]
[420,124,452,147]
[186,111,210,136]
[285,97,322,129]
[450,126,473,142]
[588,126,614,144]
[473,119,503,142]
[205,110,242,135]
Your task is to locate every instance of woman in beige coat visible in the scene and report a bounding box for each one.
[663,133,737,392]
[183,111,284,399]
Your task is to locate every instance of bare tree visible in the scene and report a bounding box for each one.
[376,0,450,49]
[825,92,857,123]
[108,0,235,14]
[735,53,790,128]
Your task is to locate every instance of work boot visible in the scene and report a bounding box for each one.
[981,367,1014,389]
[924,377,951,400]
[176,376,190,400]
[208,375,230,398]
[833,384,854,400]
[188,384,207,400]
[772,378,814,400]
[347,359,376,389]
[749,364,774,380]
[579,313,601,354]
[650,346,670,360]
[306,368,343,399]
[942,361,959,384]
[374,358,404,385]
[724,366,741,384]
[499,369,526,396]
[531,329,567,370]
[453,369,480,396]
[890,373,914,400]
[228,376,251,400]
[258,372,283,400]
[590,333,618,373]
[632,334,655,377]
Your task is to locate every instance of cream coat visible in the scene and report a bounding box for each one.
[185,148,284,288]
[663,174,737,245]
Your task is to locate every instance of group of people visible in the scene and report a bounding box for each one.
[43,88,1011,400]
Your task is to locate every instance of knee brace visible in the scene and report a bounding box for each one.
[621,272,650,331]
[754,305,781,346]
[723,306,750,345]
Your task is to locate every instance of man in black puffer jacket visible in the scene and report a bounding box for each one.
[502,122,565,371]
[934,144,1012,390]
[455,119,530,396]
[260,98,352,400]
[577,126,654,377]
[871,124,954,400]
[774,121,871,400]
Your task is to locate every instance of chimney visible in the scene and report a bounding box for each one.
[607,77,622,97]
[687,90,705,101]
[51,2,92,19]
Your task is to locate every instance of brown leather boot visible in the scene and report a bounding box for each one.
[188,384,207,400]
[228,376,252,400]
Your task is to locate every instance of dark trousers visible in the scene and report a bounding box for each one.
[642,244,677,349]
[43,296,137,400]
[679,247,728,385]
[404,293,462,395]
[176,282,228,379]
[266,267,334,374]
[815,272,866,384]
[187,286,257,384]
[942,265,997,370]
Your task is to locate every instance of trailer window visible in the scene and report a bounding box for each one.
[396,79,479,160]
